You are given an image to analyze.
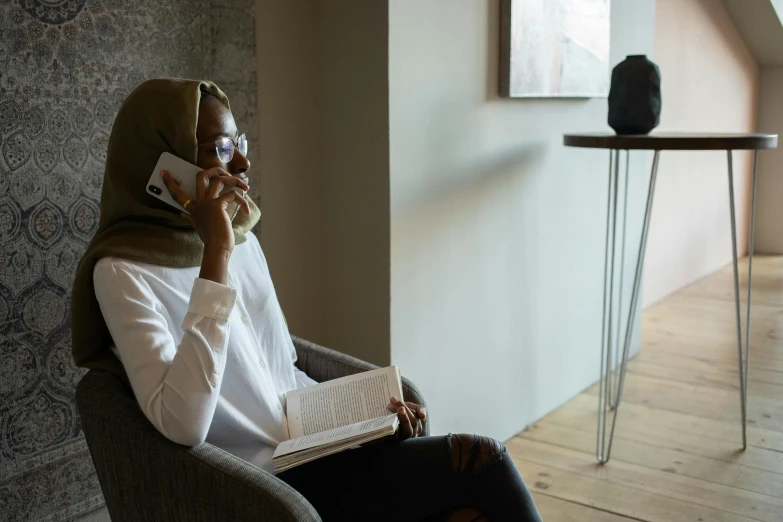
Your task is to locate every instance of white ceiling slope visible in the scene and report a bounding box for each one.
[721,0,783,67]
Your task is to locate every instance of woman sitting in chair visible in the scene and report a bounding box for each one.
[72,79,541,522]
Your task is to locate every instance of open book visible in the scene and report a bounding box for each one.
[273,365,403,473]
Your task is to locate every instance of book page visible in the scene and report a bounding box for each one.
[286,366,403,439]
[273,414,398,459]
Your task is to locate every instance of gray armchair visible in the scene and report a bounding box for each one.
[76,336,429,522]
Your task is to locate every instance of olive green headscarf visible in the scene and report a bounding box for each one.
[71,79,261,382]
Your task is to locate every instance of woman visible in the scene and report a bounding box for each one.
[72,79,541,522]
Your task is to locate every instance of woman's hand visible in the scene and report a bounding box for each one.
[387,397,426,441]
[161,168,250,285]
[160,167,250,254]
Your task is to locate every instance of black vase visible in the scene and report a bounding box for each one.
[607,55,662,135]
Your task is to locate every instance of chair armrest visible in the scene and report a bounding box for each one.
[176,443,322,522]
[77,370,321,522]
[291,336,430,436]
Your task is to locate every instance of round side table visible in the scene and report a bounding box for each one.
[563,132,778,463]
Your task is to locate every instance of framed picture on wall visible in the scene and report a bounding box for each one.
[500,0,611,98]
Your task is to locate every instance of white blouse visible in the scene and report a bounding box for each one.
[93,232,316,473]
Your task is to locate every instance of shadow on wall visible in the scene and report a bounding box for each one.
[391,142,547,436]
[393,144,546,217]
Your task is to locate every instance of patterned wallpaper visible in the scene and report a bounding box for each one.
[0,0,258,519]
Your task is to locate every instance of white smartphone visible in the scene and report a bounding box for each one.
[146,152,245,219]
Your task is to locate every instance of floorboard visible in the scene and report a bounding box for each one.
[509,257,783,521]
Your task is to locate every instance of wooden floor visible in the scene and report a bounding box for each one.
[510,256,783,522]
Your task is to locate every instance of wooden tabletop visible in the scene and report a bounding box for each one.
[563,132,778,151]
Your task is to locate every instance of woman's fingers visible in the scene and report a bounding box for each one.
[388,396,406,413]
[160,171,190,209]
[196,168,228,201]
[406,402,426,421]
[221,175,249,191]
[228,190,251,216]
[389,397,422,421]
[206,176,222,200]
[198,168,250,201]
[397,406,414,440]
[389,397,419,440]
[217,189,251,216]
[405,405,420,437]
[208,175,250,200]
[237,193,251,215]
[405,402,425,436]
[196,169,211,201]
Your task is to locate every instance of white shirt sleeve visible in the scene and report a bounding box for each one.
[294,367,318,388]
[94,261,236,446]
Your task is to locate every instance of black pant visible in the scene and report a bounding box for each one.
[278,435,542,522]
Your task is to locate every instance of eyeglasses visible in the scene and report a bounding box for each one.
[198,133,247,163]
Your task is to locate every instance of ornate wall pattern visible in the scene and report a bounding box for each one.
[0,0,257,519]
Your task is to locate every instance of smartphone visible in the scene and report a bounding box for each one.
[146,152,245,220]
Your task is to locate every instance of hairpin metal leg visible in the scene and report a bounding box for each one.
[609,151,630,410]
[597,149,617,460]
[728,150,756,450]
[597,150,660,464]
[744,151,757,447]
[605,150,620,410]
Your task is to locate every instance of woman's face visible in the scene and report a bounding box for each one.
[195,96,250,186]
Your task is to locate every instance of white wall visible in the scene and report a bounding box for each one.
[642,0,759,307]
[755,68,783,254]
[389,0,656,440]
